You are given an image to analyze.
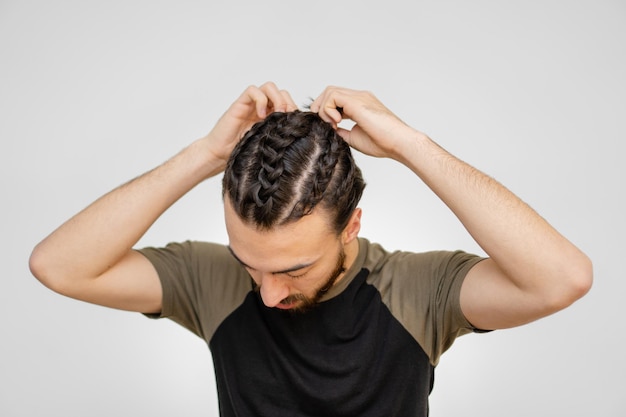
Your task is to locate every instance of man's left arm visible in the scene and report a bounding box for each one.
[311,87,593,330]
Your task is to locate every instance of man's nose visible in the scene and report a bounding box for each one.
[259,274,290,307]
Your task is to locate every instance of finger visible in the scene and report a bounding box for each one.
[280,89,298,112]
[240,85,269,119]
[335,127,351,142]
[308,96,320,113]
[319,100,344,128]
[337,125,372,155]
[314,99,338,128]
[259,81,292,113]
[311,87,348,127]
[309,86,332,113]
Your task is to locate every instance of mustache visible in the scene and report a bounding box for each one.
[252,249,347,312]
[279,293,308,305]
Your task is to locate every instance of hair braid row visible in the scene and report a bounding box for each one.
[252,126,299,221]
[223,110,366,232]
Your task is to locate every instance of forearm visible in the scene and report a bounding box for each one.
[397,130,591,298]
[310,85,591,327]
[30,137,221,286]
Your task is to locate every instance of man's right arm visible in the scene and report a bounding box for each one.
[29,138,222,313]
[29,82,297,313]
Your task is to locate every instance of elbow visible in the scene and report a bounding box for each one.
[570,253,593,301]
[29,243,66,294]
[29,244,50,288]
[547,253,593,312]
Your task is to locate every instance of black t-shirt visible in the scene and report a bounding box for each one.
[140,238,484,416]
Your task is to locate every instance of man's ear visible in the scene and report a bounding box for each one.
[342,208,362,244]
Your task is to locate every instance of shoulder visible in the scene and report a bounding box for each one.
[359,238,485,364]
[139,240,234,266]
[138,240,249,291]
[359,238,482,286]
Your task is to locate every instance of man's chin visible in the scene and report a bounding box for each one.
[275,300,300,310]
[275,298,317,314]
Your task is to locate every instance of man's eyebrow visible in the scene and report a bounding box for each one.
[272,262,315,275]
[227,245,314,275]
[227,246,250,268]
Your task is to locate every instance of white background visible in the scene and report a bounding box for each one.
[2,1,624,416]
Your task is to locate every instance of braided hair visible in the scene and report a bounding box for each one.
[222,111,366,233]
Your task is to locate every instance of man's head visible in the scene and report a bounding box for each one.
[222,110,366,311]
[222,110,365,234]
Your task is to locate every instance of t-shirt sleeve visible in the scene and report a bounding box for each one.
[137,241,252,341]
[428,251,488,360]
[382,249,486,365]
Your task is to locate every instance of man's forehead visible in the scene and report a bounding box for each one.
[227,245,316,275]
[225,218,339,274]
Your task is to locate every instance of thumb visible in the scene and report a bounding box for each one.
[337,127,365,152]
[336,127,352,143]
[337,125,384,158]
[337,125,368,154]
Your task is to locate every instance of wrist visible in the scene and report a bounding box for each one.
[390,127,432,166]
[186,136,229,180]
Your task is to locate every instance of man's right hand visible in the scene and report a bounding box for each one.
[29,82,295,314]
[202,82,298,169]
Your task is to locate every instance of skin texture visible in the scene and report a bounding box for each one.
[224,196,359,312]
[29,82,299,314]
[309,87,593,329]
[29,82,592,330]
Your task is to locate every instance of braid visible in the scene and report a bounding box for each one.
[311,125,341,202]
[223,110,366,232]
[292,124,341,218]
[252,127,299,220]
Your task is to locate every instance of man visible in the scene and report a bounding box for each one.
[30,82,592,416]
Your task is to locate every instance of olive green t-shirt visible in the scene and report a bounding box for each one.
[139,237,485,416]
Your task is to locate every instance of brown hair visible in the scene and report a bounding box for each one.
[222,110,365,233]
